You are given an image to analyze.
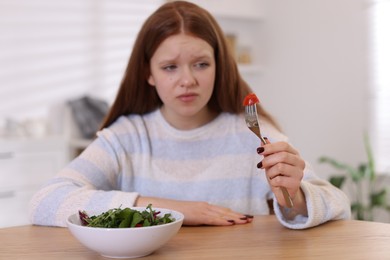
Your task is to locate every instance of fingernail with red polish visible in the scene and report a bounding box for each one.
[257,147,264,154]
[227,220,235,224]
[257,161,263,168]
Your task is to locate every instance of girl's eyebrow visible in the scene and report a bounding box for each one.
[192,54,213,60]
[157,54,213,65]
[157,59,176,66]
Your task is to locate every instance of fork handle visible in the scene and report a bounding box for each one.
[280,187,294,208]
[262,137,294,208]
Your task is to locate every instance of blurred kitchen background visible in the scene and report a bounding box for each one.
[1,0,389,226]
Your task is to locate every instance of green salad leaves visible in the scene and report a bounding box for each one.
[79,204,175,228]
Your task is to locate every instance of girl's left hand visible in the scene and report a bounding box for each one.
[257,140,306,211]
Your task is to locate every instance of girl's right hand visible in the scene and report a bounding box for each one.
[135,196,253,226]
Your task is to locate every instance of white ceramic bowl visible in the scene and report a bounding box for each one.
[66,207,184,258]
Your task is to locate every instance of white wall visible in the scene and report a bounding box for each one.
[255,0,370,178]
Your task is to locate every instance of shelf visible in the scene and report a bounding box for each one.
[0,135,67,154]
[69,138,92,149]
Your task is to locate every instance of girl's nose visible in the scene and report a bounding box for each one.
[179,67,196,88]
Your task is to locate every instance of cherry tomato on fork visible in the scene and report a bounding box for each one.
[242,93,260,106]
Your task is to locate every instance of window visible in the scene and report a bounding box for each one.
[369,0,390,173]
[0,0,161,121]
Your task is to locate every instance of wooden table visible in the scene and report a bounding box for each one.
[1,215,389,259]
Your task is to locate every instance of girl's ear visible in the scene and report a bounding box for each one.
[148,75,156,86]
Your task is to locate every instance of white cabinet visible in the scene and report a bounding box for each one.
[0,137,68,227]
[186,0,264,86]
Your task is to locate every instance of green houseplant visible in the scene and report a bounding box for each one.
[318,134,390,221]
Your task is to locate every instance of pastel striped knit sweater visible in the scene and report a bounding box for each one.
[29,109,351,229]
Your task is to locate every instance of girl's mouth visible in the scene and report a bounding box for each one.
[178,93,197,102]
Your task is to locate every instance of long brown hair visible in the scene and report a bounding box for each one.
[100,1,279,130]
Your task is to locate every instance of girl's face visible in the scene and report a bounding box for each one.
[148,33,216,130]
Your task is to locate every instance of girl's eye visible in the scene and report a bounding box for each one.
[163,65,177,71]
[195,62,209,69]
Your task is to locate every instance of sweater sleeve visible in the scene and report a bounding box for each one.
[273,163,351,229]
[28,128,139,227]
[261,121,351,229]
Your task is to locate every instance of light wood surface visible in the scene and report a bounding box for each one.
[1,215,390,259]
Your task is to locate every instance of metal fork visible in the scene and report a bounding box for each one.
[244,104,294,208]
